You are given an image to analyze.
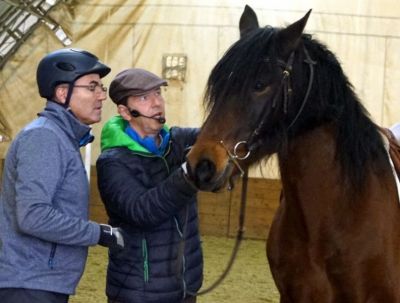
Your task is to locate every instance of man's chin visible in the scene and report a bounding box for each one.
[83,115,101,125]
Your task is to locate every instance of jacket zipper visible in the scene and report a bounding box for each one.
[174,216,186,297]
[142,238,149,283]
[48,243,57,269]
[134,145,173,283]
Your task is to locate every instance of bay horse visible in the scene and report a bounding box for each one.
[186,5,400,303]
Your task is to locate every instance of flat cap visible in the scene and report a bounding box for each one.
[109,68,167,104]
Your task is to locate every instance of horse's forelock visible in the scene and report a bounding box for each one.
[205,27,277,112]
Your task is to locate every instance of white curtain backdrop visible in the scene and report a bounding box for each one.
[1,0,399,178]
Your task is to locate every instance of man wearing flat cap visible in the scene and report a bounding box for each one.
[96,68,203,303]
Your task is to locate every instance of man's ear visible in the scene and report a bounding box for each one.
[54,85,68,104]
[118,104,132,121]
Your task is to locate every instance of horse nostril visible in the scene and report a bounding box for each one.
[195,159,216,184]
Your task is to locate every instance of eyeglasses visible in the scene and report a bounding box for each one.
[73,82,107,94]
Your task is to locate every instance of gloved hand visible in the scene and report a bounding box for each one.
[98,224,125,250]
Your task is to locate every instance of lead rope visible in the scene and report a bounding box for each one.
[185,169,249,297]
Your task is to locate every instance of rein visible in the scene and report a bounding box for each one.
[186,168,249,297]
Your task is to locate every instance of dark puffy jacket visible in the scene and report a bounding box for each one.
[96,116,203,303]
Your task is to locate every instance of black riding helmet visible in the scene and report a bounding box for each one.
[36,48,111,104]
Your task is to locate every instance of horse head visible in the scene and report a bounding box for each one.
[186,6,313,191]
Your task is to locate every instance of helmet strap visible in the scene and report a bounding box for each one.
[64,83,74,109]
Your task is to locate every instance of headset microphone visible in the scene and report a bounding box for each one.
[130,109,166,124]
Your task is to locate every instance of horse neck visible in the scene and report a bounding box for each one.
[278,124,338,223]
[278,123,338,188]
[277,123,398,235]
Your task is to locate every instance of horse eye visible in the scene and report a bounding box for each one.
[254,81,266,91]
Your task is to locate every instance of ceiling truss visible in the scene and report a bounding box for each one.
[0,0,71,69]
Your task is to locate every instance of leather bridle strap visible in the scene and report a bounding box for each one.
[287,46,316,129]
[247,45,316,153]
[245,51,296,153]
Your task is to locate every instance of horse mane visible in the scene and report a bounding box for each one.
[205,26,390,190]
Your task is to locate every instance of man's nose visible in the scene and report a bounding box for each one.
[99,93,107,102]
[150,93,164,105]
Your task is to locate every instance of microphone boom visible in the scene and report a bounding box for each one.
[129,109,166,124]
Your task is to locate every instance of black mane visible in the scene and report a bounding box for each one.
[205,26,389,189]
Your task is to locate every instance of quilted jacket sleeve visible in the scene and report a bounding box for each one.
[96,128,199,228]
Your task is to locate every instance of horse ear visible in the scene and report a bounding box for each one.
[278,9,312,54]
[239,5,260,38]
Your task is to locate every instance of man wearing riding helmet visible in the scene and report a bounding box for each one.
[0,48,124,303]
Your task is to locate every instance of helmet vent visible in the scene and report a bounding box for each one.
[56,62,76,71]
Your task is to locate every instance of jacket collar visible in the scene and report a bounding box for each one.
[101,115,170,154]
[125,125,170,156]
[38,101,93,148]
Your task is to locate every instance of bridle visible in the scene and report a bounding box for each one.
[243,44,317,157]
[218,42,316,172]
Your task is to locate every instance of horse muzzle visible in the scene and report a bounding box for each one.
[186,140,247,192]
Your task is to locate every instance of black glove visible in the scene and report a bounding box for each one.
[98,224,125,250]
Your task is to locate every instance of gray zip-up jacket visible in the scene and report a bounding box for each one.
[0,101,100,295]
